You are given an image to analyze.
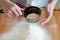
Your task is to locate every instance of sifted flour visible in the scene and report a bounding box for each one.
[0,18,52,40]
[26,13,39,19]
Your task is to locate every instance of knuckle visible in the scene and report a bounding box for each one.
[11,7,14,10]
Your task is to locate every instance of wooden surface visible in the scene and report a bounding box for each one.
[45,10,60,40]
[0,7,60,40]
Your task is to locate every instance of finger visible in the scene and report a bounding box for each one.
[7,13,12,17]
[11,8,19,16]
[40,22,44,26]
[40,21,45,26]
[20,8,24,11]
[15,6,23,15]
[4,10,12,17]
[8,10,14,16]
[15,7,23,15]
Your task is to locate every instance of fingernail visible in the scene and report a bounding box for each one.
[7,14,12,17]
[20,13,22,15]
[19,12,23,15]
[16,14,19,16]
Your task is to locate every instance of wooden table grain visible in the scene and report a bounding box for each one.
[0,7,60,40]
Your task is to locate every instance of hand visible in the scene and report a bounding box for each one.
[1,0,23,17]
[41,4,54,26]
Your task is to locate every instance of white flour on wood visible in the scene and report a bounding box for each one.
[0,18,52,40]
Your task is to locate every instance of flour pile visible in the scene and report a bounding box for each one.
[0,18,52,40]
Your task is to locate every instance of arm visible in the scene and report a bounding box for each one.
[0,0,22,17]
[0,0,9,6]
[41,0,58,26]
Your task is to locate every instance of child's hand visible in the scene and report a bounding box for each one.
[41,4,54,26]
[1,0,23,17]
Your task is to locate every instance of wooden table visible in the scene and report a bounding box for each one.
[0,7,60,40]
